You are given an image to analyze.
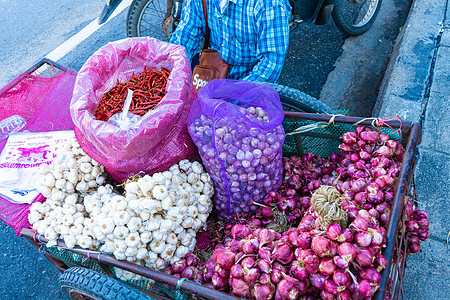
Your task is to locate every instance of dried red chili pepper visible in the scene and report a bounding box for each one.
[94,66,171,122]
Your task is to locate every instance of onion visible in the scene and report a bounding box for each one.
[230,264,243,279]
[253,283,276,300]
[272,242,294,264]
[406,220,419,233]
[354,192,368,205]
[277,274,308,299]
[278,197,297,212]
[361,267,381,285]
[338,228,354,243]
[333,269,352,289]
[261,206,274,219]
[311,236,337,257]
[319,257,336,276]
[186,253,200,267]
[352,178,367,193]
[231,278,250,298]
[333,255,350,269]
[418,231,429,241]
[287,228,300,247]
[171,259,187,274]
[358,280,375,298]
[241,256,256,270]
[259,273,271,285]
[301,249,320,274]
[214,249,236,270]
[258,247,272,261]
[290,260,309,281]
[320,290,336,300]
[413,209,429,220]
[338,242,357,262]
[297,232,312,249]
[342,132,358,145]
[368,227,385,246]
[259,228,277,246]
[355,231,372,247]
[360,130,379,144]
[416,217,430,229]
[310,273,326,289]
[326,223,342,241]
[257,259,272,273]
[298,215,316,232]
[350,216,369,232]
[356,248,374,267]
[181,266,198,281]
[271,268,283,284]
[243,268,260,283]
[231,224,252,239]
[337,289,351,300]
[214,265,230,279]
[324,279,339,295]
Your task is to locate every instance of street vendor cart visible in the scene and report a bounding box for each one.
[0,56,425,300]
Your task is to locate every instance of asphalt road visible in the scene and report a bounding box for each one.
[0,0,410,298]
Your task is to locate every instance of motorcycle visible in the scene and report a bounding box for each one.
[116,0,382,40]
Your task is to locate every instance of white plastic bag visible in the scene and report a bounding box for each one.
[0,130,75,204]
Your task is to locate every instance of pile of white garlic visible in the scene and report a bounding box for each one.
[86,160,214,275]
[29,147,214,280]
[28,138,107,248]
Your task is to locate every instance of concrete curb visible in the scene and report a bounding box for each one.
[372,0,448,123]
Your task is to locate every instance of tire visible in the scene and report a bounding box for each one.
[126,0,171,40]
[59,267,154,300]
[268,83,333,114]
[332,0,382,36]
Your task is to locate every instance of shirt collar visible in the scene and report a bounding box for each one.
[219,0,242,14]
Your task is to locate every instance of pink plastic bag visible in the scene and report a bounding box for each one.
[0,60,76,235]
[70,37,198,183]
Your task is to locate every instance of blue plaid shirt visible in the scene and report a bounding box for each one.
[170,0,291,83]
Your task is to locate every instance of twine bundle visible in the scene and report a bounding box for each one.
[311,185,348,230]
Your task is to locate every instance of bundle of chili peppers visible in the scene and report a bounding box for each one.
[94,66,171,122]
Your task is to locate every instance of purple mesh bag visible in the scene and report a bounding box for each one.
[187,79,285,220]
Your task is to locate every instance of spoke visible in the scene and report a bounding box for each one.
[341,0,378,27]
[145,1,165,20]
[138,0,168,38]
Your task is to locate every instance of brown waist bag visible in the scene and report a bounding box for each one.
[192,0,229,92]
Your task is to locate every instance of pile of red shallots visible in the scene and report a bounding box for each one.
[162,126,430,299]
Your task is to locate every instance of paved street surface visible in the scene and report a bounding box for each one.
[374,0,450,297]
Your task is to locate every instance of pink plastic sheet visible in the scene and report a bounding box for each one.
[70,37,198,183]
[0,62,76,235]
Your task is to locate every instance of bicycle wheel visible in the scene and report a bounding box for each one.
[268,83,333,114]
[126,0,171,40]
[59,267,154,300]
[332,0,382,36]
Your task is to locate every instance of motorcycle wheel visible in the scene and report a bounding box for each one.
[126,0,172,40]
[59,267,155,300]
[332,0,382,36]
[269,83,333,114]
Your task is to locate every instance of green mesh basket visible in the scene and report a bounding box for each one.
[282,113,404,158]
[45,246,105,274]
